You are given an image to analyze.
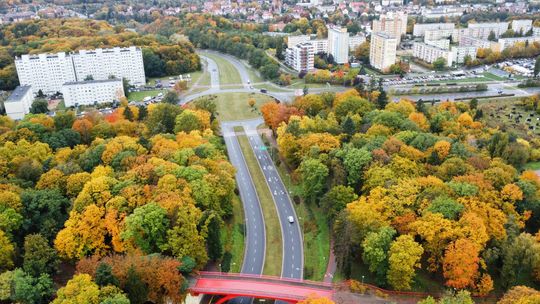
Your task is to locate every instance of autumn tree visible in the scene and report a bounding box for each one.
[387,235,424,291]
[52,274,100,304]
[362,226,396,285]
[442,239,480,289]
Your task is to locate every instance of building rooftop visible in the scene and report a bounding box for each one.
[63,79,122,86]
[5,85,32,103]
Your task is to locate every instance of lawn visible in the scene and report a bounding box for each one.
[479,97,540,138]
[259,133,331,281]
[222,194,245,273]
[195,92,274,122]
[524,161,540,171]
[202,53,242,87]
[190,70,210,87]
[237,133,283,276]
[128,89,167,102]
[253,83,290,93]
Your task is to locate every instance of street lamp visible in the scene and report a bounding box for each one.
[219,263,222,273]
[362,275,365,285]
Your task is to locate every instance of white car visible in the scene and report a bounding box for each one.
[288,216,294,223]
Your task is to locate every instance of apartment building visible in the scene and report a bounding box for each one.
[451,46,477,64]
[15,52,77,94]
[413,42,453,67]
[413,23,455,37]
[311,39,329,54]
[328,25,350,64]
[285,43,315,72]
[381,0,403,6]
[424,28,454,41]
[349,34,366,50]
[370,32,397,71]
[72,47,146,86]
[459,35,499,51]
[287,35,311,48]
[425,39,450,50]
[372,11,407,42]
[15,46,145,94]
[61,79,124,107]
[4,85,34,120]
[498,36,540,50]
[511,19,532,34]
[466,22,509,39]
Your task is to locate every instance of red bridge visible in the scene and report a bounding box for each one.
[189,272,335,304]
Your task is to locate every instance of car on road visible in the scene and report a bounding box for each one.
[288,216,294,223]
[260,89,268,93]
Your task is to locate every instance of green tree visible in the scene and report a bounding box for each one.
[137,105,147,121]
[387,235,424,290]
[432,57,447,71]
[95,262,119,287]
[84,75,94,81]
[426,197,464,220]
[30,99,48,114]
[362,226,396,285]
[341,116,356,140]
[297,158,329,204]
[376,88,388,110]
[162,91,179,104]
[54,111,76,130]
[142,48,165,77]
[174,110,202,133]
[488,30,497,41]
[21,189,70,242]
[146,103,182,134]
[22,234,58,277]
[206,216,223,261]
[11,269,54,304]
[124,266,148,304]
[99,286,130,304]
[535,56,540,78]
[123,106,134,121]
[343,148,372,186]
[469,98,478,110]
[501,233,540,289]
[121,203,170,254]
[321,185,358,221]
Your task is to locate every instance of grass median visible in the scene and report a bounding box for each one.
[222,194,245,273]
[236,133,283,276]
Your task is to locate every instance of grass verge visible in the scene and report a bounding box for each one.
[524,161,540,171]
[222,194,245,273]
[237,134,283,276]
[128,89,167,102]
[202,53,242,87]
[260,133,330,281]
[195,92,274,122]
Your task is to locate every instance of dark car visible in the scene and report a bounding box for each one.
[260,89,267,93]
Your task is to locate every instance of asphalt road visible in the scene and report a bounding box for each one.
[242,119,304,280]
[222,123,266,275]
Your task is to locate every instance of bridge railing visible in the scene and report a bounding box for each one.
[197,271,333,288]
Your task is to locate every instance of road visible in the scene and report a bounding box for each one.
[197,51,304,284]
[242,119,304,280]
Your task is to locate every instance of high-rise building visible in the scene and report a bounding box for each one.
[372,12,407,42]
[287,35,311,48]
[15,46,145,94]
[370,32,397,71]
[349,34,367,51]
[511,19,533,34]
[327,25,349,64]
[285,43,315,72]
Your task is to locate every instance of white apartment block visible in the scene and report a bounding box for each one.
[4,85,34,120]
[61,79,124,107]
[72,47,145,86]
[15,46,145,94]
[511,19,532,34]
[451,46,477,64]
[425,39,450,50]
[370,32,397,71]
[372,11,407,43]
[498,36,540,50]
[424,29,454,41]
[413,42,453,67]
[381,0,403,6]
[349,34,366,51]
[328,25,349,64]
[287,35,311,48]
[15,52,77,94]
[311,39,329,54]
[459,36,499,51]
[413,23,455,37]
[533,27,540,36]
[285,43,315,72]
[466,22,509,39]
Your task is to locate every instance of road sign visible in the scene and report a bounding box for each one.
[260,146,267,151]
